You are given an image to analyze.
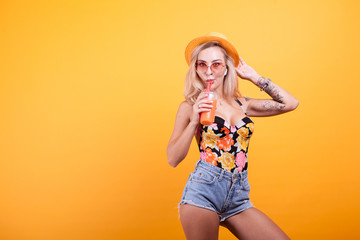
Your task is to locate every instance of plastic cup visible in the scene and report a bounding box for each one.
[200,91,218,125]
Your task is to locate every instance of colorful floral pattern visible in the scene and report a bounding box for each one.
[217,134,234,151]
[218,152,236,171]
[235,151,247,172]
[205,148,218,165]
[198,99,254,173]
[201,129,218,149]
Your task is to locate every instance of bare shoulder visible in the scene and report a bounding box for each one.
[179,100,193,109]
[178,100,193,112]
[168,100,194,143]
[177,100,193,120]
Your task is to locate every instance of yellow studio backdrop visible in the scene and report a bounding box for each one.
[0,0,359,239]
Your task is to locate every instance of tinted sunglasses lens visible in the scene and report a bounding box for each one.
[196,62,223,72]
[196,62,208,72]
[210,63,223,72]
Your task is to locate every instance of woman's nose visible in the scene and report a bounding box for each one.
[205,65,213,75]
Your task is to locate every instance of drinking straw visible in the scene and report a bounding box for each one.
[205,80,213,92]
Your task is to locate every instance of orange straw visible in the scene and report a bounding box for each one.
[206,80,213,92]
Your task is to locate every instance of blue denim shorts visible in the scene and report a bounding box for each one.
[178,159,254,222]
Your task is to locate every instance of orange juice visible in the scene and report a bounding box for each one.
[200,99,217,125]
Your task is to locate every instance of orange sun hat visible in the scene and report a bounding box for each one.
[184,32,240,67]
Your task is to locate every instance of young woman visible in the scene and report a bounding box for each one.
[167,32,298,240]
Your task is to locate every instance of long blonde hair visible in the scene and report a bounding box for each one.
[184,41,242,104]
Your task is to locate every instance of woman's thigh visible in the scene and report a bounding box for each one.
[179,204,220,240]
[221,207,291,240]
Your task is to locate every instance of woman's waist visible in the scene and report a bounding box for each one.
[194,159,248,179]
[199,148,249,156]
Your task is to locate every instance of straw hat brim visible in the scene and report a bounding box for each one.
[185,35,239,67]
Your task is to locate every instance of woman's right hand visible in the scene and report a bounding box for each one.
[190,91,214,124]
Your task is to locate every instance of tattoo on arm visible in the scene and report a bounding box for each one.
[257,77,284,103]
[265,83,284,103]
[244,97,251,102]
[262,100,286,112]
[257,77,268,90]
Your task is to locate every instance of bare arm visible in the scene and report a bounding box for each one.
[244,75,299,117]
[166,101,198,167]
[167,93,213,167]
[236,57,299,117]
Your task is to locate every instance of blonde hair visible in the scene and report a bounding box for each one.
[184,41,242,104]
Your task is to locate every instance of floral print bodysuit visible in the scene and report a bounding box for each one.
[197,99,254,173]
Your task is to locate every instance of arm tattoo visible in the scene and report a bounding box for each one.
[244,97,252,102]
[262,100,286,112]
[265,83,284,103]
[257,77,284,103]
[257,77,268,90]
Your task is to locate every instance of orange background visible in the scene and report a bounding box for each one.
[1,0,359,239]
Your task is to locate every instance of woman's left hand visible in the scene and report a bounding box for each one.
[235,57,260,82]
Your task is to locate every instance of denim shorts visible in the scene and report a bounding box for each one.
[178,159,254,222]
